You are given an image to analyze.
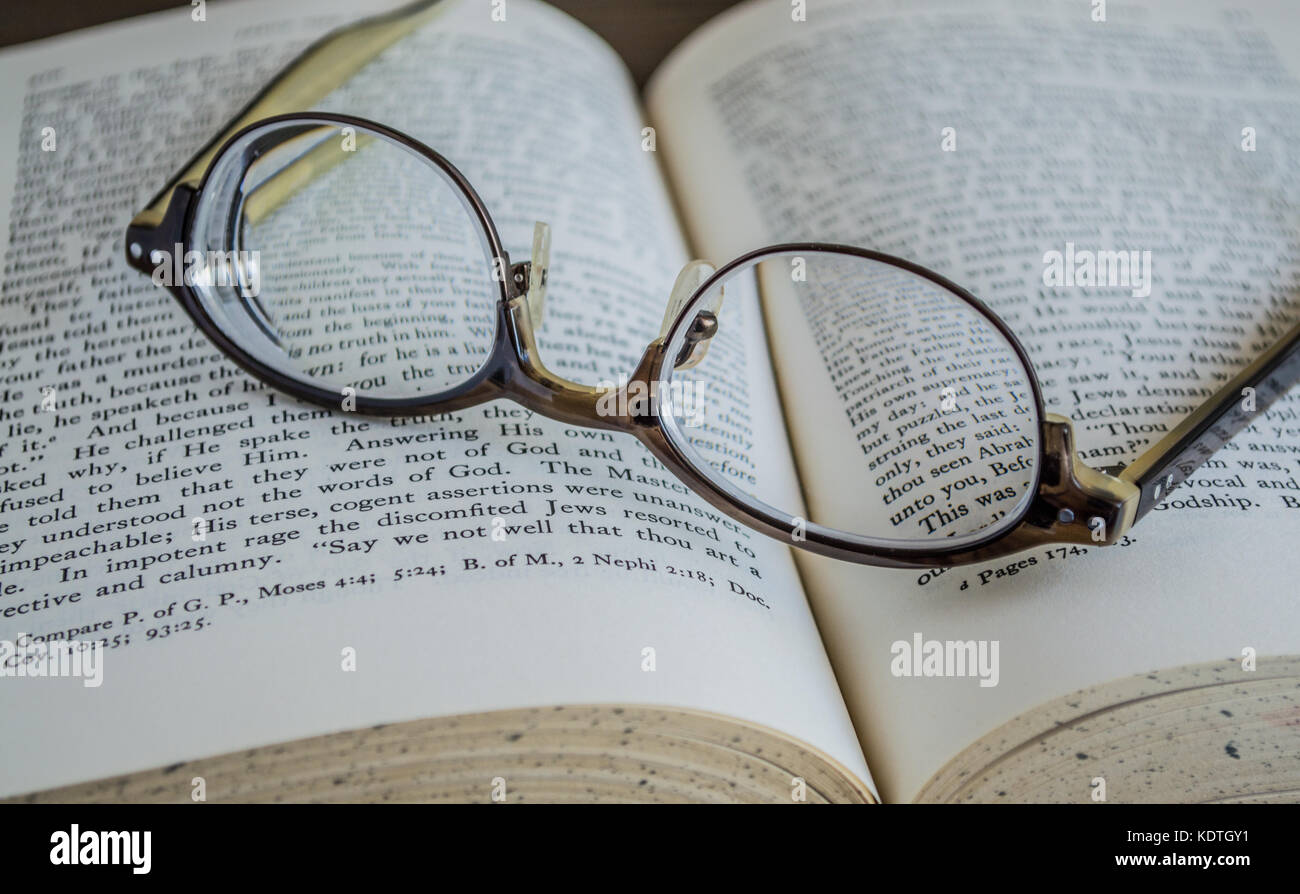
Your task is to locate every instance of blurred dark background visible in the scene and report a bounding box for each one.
[0,0,741,87]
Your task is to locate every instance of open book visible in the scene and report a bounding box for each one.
[1,0,1297,803]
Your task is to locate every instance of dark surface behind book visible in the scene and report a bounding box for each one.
[0,0,739,87]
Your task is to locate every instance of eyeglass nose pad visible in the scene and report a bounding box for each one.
[658,260,723,370]
[526,221,551,330]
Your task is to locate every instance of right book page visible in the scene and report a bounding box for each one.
[648,0,1300,801]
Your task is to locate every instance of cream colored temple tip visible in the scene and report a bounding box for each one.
[527,221,551,330]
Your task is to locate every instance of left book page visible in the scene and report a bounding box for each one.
[0,0,872,798]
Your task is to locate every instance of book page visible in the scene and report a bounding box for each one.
[648,0,1300,800]
[0,0,872,798]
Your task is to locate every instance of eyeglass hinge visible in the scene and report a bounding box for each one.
[1037,414,1139,545]
[124,183,195,276]
[509,260,531,296]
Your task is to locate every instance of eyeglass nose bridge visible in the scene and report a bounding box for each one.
[514,224,722,368]
[497,222,643,433]
[498,231,723,433]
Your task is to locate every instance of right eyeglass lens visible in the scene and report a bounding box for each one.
[661,250,1041,549]
[187,120,500,401]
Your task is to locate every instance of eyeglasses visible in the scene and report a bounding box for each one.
[123,8,1300,570]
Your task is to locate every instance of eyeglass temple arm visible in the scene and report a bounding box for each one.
[1114,318,1300,523]
[128,0,442,231]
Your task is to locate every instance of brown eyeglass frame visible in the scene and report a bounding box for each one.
[121,3,1300,570]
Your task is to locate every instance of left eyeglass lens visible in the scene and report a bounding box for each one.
[185,120,499,400]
